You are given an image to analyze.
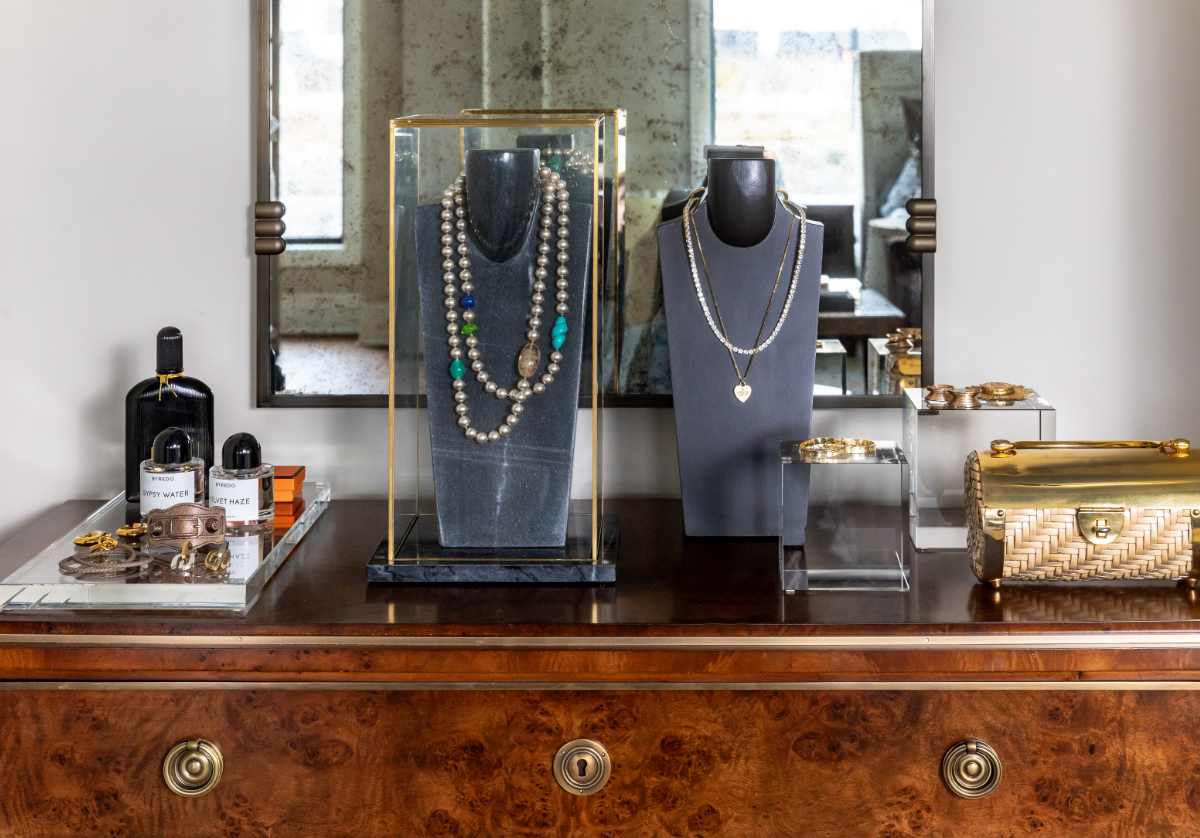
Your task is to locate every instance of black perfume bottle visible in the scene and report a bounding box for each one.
[124,327,215,502]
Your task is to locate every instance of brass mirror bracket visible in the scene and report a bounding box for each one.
[905,197,936,253]
[254,201,286,255]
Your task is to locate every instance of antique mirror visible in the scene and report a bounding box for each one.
[256,0,934,407]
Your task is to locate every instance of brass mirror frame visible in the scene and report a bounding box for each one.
[254,0,935,408]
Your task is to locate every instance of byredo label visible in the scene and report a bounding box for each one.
[226,534,263,579]
[139,470,197,514]
[210,477,259,522]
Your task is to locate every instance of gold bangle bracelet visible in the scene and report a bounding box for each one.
[797,437,877,459]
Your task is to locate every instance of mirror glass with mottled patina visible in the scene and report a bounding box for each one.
[261,0,928,403]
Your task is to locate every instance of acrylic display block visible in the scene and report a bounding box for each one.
[779,440,910,592]
[0,483,330,612]
[904,387,1056,550]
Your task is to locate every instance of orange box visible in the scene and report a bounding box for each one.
[274,466,306,503]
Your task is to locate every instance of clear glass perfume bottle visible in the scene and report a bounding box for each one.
[209,432,275,530]
[139,427,206,517]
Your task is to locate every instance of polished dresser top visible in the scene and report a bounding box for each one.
[0,499,1198,638]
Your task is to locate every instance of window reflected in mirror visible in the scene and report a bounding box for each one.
[262,0,926,401]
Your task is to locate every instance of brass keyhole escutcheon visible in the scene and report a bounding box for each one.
[941,739,1002,799]
[553,739,611,796]
[163,739,223,798]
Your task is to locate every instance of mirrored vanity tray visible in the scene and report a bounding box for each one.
[0,483,330,612]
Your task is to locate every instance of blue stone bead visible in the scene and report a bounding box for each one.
[551,332,566,350]
[461,294,476,309]
[553,315,568,332]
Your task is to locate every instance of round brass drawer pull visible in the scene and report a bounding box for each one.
[553,739,611,796]
[941,739,1001,799]
[163,739,223,798]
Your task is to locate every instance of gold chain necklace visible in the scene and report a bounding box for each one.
[683,189,797,403]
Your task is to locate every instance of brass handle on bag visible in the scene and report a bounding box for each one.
[942,739,1002,799]
[991,439,1189,458]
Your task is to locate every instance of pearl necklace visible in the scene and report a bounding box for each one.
[682,192,807,356]
[443,166,571,443]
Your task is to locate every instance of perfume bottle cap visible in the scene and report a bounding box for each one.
[222,432,262,470]
[152,427,192,465]
[156,326,183,374]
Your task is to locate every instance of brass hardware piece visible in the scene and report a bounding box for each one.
[885,331,911,349]
[906,197,937,217]
[254,238,286,256]
[906,216,936,235]
[925,384,954,407]
[990,440,1016,458]
[905,234,936,253]
[1076,507,1126,546]
[1190,509,1200,586]
[253,201,287,254]
[952,387,980,409]
[553,739,611,796]
[254,219,286,237]
[980,381,1014,398]
[253,200,286,219]
[163,739,223,797]
[1162,438,1192,457]
[942,739,1002,799]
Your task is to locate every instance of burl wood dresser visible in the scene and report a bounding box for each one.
[1,499,1198,836]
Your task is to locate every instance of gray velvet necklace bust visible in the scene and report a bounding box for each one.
[415,149,593,548]
[658,158,823,539]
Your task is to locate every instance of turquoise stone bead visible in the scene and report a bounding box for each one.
[553,315,568,334]
[551,332,566,350]
[449,358,466,380]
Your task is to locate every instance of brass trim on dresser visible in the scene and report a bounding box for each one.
[2,632,1200,650]
[4,680,1200,692]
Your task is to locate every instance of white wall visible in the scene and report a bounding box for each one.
[1,0,1199,541]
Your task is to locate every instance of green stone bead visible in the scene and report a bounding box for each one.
[460,323,478,336]
[449,358,466,380]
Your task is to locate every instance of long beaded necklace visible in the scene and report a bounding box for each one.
[682,189,807,403]
[442,166,571,443]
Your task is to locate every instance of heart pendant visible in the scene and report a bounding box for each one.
[733,383,752,403]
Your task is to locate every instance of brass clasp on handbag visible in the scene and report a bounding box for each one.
[1076,507,1125,546]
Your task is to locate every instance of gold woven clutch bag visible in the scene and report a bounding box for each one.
[965,439,1200,587]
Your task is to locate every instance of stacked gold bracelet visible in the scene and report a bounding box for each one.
[796,437,878,460]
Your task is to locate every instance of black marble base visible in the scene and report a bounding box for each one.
[367,514,618,585]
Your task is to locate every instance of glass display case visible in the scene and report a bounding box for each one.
[462,108,626,396]
[904,386,1056,550]
[0,484,330,611]
[373,114,615,584]
[779,439,910,592]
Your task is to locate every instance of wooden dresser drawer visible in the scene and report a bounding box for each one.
[0,686,1195,837]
